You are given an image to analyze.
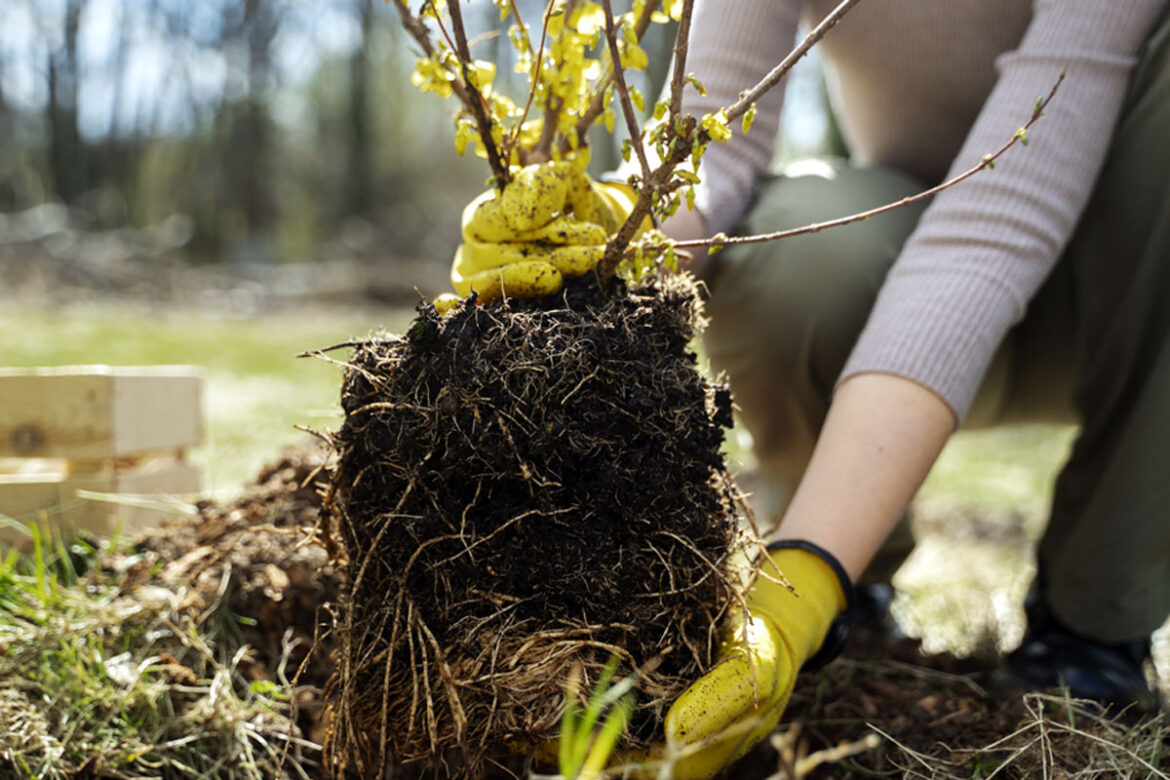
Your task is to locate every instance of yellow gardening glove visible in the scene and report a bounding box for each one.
[433,161,643,314]
[655,543,851,780]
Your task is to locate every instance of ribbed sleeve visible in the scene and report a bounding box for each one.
[839,0,1167,420]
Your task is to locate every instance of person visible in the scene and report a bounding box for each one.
[446,0,1170,777]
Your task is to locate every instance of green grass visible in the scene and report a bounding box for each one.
[3,303,414,498]
[0,522,315,778]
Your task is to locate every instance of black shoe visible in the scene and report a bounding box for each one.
[848,582,895,627]
[1007,593,1159,712]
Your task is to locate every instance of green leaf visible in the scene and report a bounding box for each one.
[629,86,644,113]
[579,693,634,778]
[686,74,707,96]
[742,103,757,134]
[559,690,583,774]
[708,231,728,254]
[663,244,678,272]
[691,139,707,166]
[700,110,732,142]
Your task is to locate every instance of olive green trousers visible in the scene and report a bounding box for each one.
[704,15,1170,642]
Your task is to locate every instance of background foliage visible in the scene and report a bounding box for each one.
[0,0,695,271]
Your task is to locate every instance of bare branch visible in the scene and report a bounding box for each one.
[655,71,1066,255]
[446,0,511,184]
[565,0,662,153]
[533,0,582,161]
[508,5,555,165]
[596,0,699,279]
[724,0,862,124]
[601,0,652,181]
[392,0,510,185]
[507,0,531,53]
[666,0,697,121]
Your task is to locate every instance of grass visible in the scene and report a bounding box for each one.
[2,302,414,499]
[0,524,315,779]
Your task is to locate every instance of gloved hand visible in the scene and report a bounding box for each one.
[433,161,643,314]
[656,541,852,780]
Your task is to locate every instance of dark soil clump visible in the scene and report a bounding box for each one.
[321,275,749,776]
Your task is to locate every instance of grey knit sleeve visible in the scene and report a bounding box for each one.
[839,0,1169,420]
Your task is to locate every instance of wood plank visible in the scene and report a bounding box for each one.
[0,461,200,547]
[0,366,203,459]
[111,371,203,455]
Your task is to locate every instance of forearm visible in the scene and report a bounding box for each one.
[771,372,955,581]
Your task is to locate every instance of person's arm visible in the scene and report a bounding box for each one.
[840,0,1169,420]
[657,4,1168,774]
[772,372,955,580]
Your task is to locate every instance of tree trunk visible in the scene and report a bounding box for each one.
[46,0,87,204]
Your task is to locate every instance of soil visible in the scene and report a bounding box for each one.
[130,443,340,750]
[320,275,748,776]
[140,442,1165,779]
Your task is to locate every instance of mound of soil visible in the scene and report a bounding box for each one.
[321,275,749,776]
[131,443,340,748]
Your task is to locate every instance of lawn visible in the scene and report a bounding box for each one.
[1,302,415,498]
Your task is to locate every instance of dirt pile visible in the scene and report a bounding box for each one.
[133,443,340,747]
[320,274,751,776]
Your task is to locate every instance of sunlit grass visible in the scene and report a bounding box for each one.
[3,303,413,498]
[0,520,317,778]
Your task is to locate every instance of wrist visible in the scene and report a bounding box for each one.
[762,540,855,670]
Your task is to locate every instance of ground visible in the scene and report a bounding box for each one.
[3,296,1168,779]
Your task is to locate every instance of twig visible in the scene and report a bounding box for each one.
[768,728,882,779]
[601,0,652,181]
[654,70,1065,254]
[724,0,862,124]
[508,4,554,164]
[507,0,531,52]
[598,0,865,278]
[534,0,583,160]
[446,0,511,184]
[599,0,695,274]
[392,0,510,184]
[665,0,697,122]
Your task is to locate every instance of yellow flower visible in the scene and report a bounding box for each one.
[411,56,454,98]
[701,110,733,142]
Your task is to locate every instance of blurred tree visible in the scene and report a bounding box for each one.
[345,0,374,221]
[221,0,280,260]
[46,0,89,204]
[0,0,826,282]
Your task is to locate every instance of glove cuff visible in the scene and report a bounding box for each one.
[766,539,856,672]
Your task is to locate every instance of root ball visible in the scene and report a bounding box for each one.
[323,275,749,777]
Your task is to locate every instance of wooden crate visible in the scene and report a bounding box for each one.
[0,366,203,545]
